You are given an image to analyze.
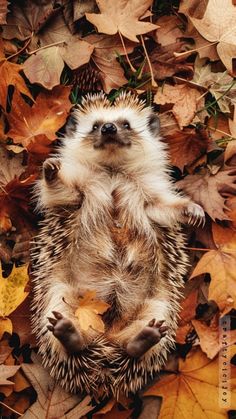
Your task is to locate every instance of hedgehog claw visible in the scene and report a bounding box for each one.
[47,325,54,332]
[52,311,63,319]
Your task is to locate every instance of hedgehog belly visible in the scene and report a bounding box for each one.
[31,210,188,397]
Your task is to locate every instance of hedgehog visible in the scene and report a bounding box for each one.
[31,92,205,398]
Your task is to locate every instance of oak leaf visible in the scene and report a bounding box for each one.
[75,290,110,333]
[144,348,236,418]
[86,0,157,42]
[177,166,236,221]
[7,86,72,148]
[191,224,236,313]
[21,352,93,419]
[0,365,20,386]
[154,84,203,128]
[190,0,236,74]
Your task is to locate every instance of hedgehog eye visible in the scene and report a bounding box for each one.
[93,124,99,131]
[123,122,130,129]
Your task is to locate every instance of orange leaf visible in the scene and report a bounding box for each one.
[75,290,110,333]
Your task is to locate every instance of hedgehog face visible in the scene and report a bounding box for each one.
[65,93,161,167]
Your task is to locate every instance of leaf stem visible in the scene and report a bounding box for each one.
[118,31,136,72]
[0,401,22,416]
[6,35,33,61]
[28,40,66,55]
[140,35,157,87]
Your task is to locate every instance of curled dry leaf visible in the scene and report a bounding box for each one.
[75,290,110,333]
[177,166,236,221]
[86,0,157,42]
[144,348,236,418]
[190,0,236,74]
[154,84,204,128]
[191,224,236,314]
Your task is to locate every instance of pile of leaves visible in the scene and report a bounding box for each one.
[0,0,236,417]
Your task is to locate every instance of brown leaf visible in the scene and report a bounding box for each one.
[73,0,97,21]
[191,224,236,313]
[7,86,72,148]
[164,127,213,172]
[0,365,20,385]
[86,0,157,42]
[75,290,110,333]
[0,0,9,24]
[190,0,236,74]
[0,339,12,364]
[154,84,203,128]
[177,166,236,221]
[21,353,93,418]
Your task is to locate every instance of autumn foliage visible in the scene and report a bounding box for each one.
[0,0,236,418]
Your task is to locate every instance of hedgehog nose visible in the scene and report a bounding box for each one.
[101,123,117,135]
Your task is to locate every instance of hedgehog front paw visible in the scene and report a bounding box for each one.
[43,158,61,183]
[126,319,168,358]
[47,311,85,353]
[184,202,205,227]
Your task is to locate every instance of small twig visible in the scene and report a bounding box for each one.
[140,35,157,87]
[28,40,66,55]
[186,247,213,252]
[0,401,22,416]
[118,31,136,72]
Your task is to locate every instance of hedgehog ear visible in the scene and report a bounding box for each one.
[148,114,160,136]
[65,113,78,136]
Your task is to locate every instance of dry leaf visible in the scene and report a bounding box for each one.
[164,127,213,172]
[191,224,236,313]
[154,84,203,128]
[144,348,236,418]
[177,166,236,221]
[0,0,9,24]
[7,86,72,148]
[0,365,20,386]
[21,352,93,418]
[190,0,236,74]
[75,290,110,333]
[86,0,157,42]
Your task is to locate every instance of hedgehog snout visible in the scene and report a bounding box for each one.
[101,123,117,135]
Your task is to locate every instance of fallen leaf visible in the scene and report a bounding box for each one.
[144,348,236,418]
[0,0,9,24]
[154,84,203,128]
[0,263,29,318]
[0,339,12,364]
[177,166,236,221]
[190,0,236,74]
[164,127,213,172]
[0,318,12,340]
[192,315,236,359]
[86,0,157,42]
[191,224,236,313]
[21,352,93,418]
[0,365,20,385]
[7,86,72,148]
[75,290,110,333]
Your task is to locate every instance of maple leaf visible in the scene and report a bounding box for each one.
[7,86,72,148]
[0,365,20,386]
[86,0,157,42]
[0,40,33,110]
[144,348,236,418]
[75,290,110,333]
[164,127,213,172]
[190,0,236,74]
[154,84,204,128]
[177,166,236,221]
[191,224,236,314]
[22,353,93,418]
[0,0,9,24]
[0,263,29,317]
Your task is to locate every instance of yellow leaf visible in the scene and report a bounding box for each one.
[0,264,29,317]
[75,291,110,333]
[144,348,236,418]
